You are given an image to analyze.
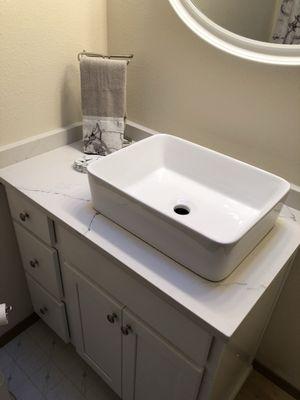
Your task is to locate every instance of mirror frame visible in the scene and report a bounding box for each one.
[169,0,300,65]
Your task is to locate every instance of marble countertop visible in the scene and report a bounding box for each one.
[1,141,300,339]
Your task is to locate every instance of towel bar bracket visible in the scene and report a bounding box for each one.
[78,50,133,64]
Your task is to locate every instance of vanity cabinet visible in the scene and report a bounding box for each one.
[62,262,203,400]
[5,187,296,400]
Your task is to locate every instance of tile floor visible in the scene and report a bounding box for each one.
[0,320,120,400]
[0,321,295,400]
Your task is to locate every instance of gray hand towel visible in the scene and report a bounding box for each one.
[80,57,127,155]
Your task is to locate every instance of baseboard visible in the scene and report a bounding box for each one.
[253,360,300,399]
[125,120,160,141]
[0,313,39,347]
[0,122,82,169]
[0,120,154,170]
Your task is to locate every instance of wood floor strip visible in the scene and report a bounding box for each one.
[254,361,299,400]
[0,313,39,348]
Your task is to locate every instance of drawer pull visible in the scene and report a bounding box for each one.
[39,307,48,316]
[29,259,39,268]
[107,313,118,324]
[121,325,132,336]
[19,212,29,222]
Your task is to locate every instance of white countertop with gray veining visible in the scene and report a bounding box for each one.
[1,141,299,338]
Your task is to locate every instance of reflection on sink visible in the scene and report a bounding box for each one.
[87,134,290,281]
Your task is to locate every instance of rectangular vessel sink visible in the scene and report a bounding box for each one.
[88,134,290,281]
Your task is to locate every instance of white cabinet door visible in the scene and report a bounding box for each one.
[62,263,123,397]
[122,309,204,400]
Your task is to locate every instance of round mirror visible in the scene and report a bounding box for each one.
[169,0,300,65]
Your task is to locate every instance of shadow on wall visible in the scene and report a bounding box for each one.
[60,64,82,128]
[257,249,300,390]
[0,184,32,336]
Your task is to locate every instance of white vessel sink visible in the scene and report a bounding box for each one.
[88,134,290,281]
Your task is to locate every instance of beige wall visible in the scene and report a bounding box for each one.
[0,1,107,334]
[0,0,107,146]
[108,0,300,187]
[107,0,300,389]
[195,0,277,42]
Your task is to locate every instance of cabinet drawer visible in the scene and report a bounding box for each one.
[6,188,54,246]
[26,274,69,343]
[57,225,213,367]
[14,222,63,299]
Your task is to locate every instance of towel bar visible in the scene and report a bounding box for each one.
[78,51,133,64]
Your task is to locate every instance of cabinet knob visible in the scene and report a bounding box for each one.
[121,325,132,336]
[29,259,39,268]
[107,313,118,324]
[39,307,48,316]
[19,212,29,222]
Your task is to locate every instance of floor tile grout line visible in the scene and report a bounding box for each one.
[2,323,89,399]
[3,344,47,399]
[25,323,94,399]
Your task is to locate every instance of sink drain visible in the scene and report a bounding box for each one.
[174,205,190,215]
